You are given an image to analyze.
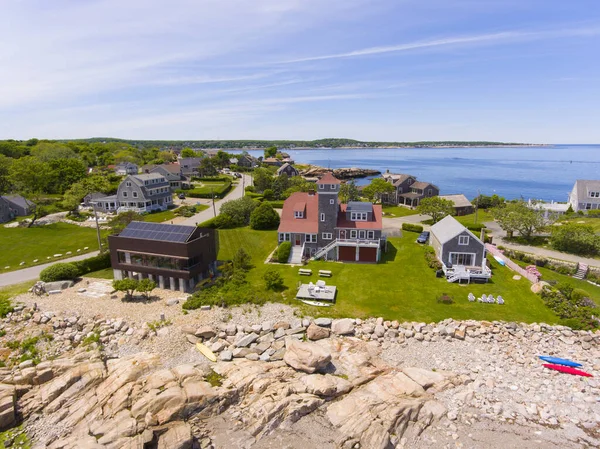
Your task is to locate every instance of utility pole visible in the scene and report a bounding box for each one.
[91,202,102,252]
[211,187,216,217]
[474,189,481,224]
[242,173,245,198]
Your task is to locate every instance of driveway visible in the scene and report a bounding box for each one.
[180,174,251,226]
[0,251,100,288]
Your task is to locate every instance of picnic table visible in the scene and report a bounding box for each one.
[298,268,312,276]
[318,270,332,277]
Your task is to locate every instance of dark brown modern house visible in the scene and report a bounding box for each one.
[108,221,217,292]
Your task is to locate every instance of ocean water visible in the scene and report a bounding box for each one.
[232,144,600,201]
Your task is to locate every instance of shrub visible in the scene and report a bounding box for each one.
[245,185,256,193]
[220,196,258,227]
[250,202,280,230]
[40,263,79,282]
[555,266,572,275]
[233,248,252,271]
[551,223,600,256]
[587,209,600,217]
[245,192,263,199]
[466,223,485,232]
[265,200,284,209]
[402,223,424,233]
[264,269,284,290]
[174,205,197,218]
[136,279,157,300]
[437,294,454,304]
[71,252,111,276]
[424,246,442,270]
[263,189,275,201]
[277,241,292,263]
[199,213,235,229]
[112,278,139,300]
[534,258,547,267]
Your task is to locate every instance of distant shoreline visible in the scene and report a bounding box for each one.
[229,144,552,151]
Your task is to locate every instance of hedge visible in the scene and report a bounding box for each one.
[277,241,291,263]
[184,181,232,199]
[245,192,263,199]
[466,223,486,232]
[264,200,284,209]
[190,176,231,182]
[402,223,424,233]
[71,252,111,275]
[40,263,80,282]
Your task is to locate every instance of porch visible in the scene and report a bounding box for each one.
[442,263,492,283]
[398,192,422,207]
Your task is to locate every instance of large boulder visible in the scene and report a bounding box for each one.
[331,319,355,335]
[283,338,332,373]
[307,323,330,341]
[43,280,74,292]
[531,281,551,294]
[157,421,193,449]
[0,384,16,430]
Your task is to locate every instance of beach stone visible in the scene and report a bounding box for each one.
[157,421,193,449]
[331,319,355,335]
[314,318,332,327]
[234,333,259,348]
[307,323,330,341]
[219,351,233,361]
[194,326,216,339]
[283,338,332,374]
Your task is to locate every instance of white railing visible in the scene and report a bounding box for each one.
[337,238,380,248]
[312,240,339,260]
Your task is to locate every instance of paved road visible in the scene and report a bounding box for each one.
[0,251,101,288]
[180,174,251,226]
[484,220,600,267]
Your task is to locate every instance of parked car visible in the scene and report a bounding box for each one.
[416,231,430,244]
[178,193,186,199]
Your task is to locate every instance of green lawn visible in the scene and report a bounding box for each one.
[0,281,34,305]
[0,223,102,274]
[558,216,600,234]
[216,228,558,324]
[86,267,115,279]
[453,210,494,226]
[381,205,420,217]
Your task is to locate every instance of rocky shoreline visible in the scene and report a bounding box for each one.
[1,296,599,448]
[300,166,380,180]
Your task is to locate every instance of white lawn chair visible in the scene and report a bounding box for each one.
[481,294,487,303]
[487,295,495,304]
[468,293,475,302]
[497,296,504,305]
[316,280,326,288]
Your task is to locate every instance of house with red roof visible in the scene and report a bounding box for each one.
[277,173,384,263]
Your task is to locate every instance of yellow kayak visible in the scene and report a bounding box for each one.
[196,342,217,362]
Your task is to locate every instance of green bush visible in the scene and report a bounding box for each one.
[71,252,111,275]
[184,181,232,199]
[587,209,600,217]
[245,185,256,193]
[245,192,263,199]
[263,189,275,200]
[40,263,80,282]
[423,246,442,270]
[250,202,280,230]
[277,241,292,263]
[466,223,485,232]
[264,269,284,290]
[402,223,424,233]
[265,200,284,209]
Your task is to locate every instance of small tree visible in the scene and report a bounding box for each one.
[263,269,284,290]
[180,148,196,158]
[113,278,139,301]
[136,278,157,300]
[233,247,252,272]
[362,178,395,203]
[264,146,277,158]
[253,167,274,193]
[277,241,292,263]
[250,202,280,230]
[565,204,575,215]
[417,197,455,223]
[492,200,548,241]
[339,180,360,203]
[262,188,275,200]
[551,223,600,255]
[219,196,258,227]
[108,211,143,235]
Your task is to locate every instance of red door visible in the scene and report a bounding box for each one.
[359,247,377,262]
[339,246,355,261]
[295,234,301,245]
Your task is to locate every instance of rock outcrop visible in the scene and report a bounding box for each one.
[300,167,381,179]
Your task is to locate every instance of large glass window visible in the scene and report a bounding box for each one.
[450,253,474,266]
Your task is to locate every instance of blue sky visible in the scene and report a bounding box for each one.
[1,0,599,142]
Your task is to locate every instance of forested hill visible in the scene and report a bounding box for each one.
[75,137,528,150]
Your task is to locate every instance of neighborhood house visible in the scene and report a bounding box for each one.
[143,163,189,190]
[0,194,34,223]
[114,162,139,176]
[381,172,417,204]
[430,215,491,283]
[569,179,600,212]
[439,194,474,216]
[399,181,439,207]
[276,162,299,177]
[278,173,384,263]
[94,173,172,213]
[108,221,218,293]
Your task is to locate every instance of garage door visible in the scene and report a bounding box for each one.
[359,247,377,262]
[339,246,355,262]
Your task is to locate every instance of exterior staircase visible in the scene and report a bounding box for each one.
[574,263,588,280]
[447,271,471,283]
[288,245,304,265]
[312,240,338,260]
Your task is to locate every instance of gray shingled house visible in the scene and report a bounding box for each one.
[115,162,138,176]
[381,172,417,204]
[430,215,491,283]
[276,162,299,177]
[398,181,439,207]
[0,197,12,223]
[95,173,172,213]
[569,179,600,212]
[2,195,34,216]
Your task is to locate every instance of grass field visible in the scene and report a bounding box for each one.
[86,267,115,279]
[558,216,600,233]
[453,210,494,226]
[142,205,209,223]
[216,228,559,324]
[381,205,420,217]
[0,223,102,274]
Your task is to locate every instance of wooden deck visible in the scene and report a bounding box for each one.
[296,284,337,302]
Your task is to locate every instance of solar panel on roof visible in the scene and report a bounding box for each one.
[119,221,196,242]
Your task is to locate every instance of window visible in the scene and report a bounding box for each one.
[330,199,335,205]
[126,182,132,187]
[427,189,432,196]
[132,192,138,198]
[305,234,317,243]
[359,230,365,239]
[122,192,128,197]
[320,213,325,222]
[458,235,469,245]
[350,230,357,238]
[590,191,600,198]
[350,212,368,221]
[450,253,474,266]
[322,232,333,240]
[586,203,592,210]
[294,211,303,218]
[330,184,336,190]
[367,231,375,239]
[319,184,324,189]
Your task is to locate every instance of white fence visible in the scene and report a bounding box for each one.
[485,244,540,283]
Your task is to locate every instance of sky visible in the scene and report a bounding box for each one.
[1,0,600,143]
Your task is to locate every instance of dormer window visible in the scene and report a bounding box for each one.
[294,211,303,218]
[589,191,600,198]
[351,212,368,221]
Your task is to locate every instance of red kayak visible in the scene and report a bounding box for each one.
[543,363,593,377]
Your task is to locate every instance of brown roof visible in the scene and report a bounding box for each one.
[439,194,472,208]
[318,173,341,184]
[336,204,383,230]
[383,173,415,186]
[278,192,319,233]
[411,181,438,190]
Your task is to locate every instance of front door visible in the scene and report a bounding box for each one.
[340,230,346,239]
[295,234,301,245]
